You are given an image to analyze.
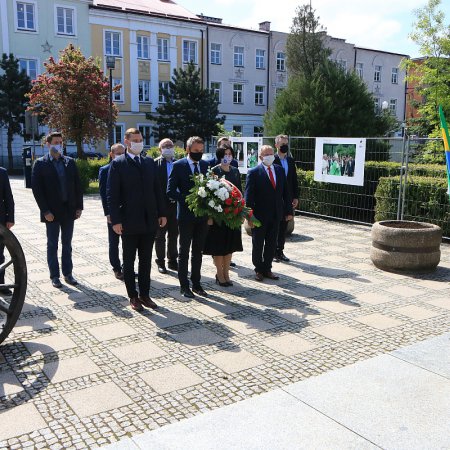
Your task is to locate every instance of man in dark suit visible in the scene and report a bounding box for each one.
[167,136,209,298]
[32,132,83,288]
[0,167,15,295]
[99,143,125,280]
[245,145,293,282]
[107,128,167,312]
[273,134,299,262]
[154,138,178,274]
[208,136,238,168]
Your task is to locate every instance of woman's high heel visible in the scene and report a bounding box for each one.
[215,275,229,287]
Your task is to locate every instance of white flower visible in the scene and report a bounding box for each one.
[214,187,229,201]
[206,179,220,191]
[208,200,216,208]
[198,174,204,182]
[198,187,207,198]
[215,205,223,212]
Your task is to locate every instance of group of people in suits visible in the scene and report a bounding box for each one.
[28,129,299,313]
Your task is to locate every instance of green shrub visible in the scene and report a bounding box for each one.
[375,175,450,235]
[76,158,109,193]
[146,146,185,160]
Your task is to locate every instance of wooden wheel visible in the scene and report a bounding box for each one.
[0,224,27,345]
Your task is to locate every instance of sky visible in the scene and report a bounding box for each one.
[178,0,450,57]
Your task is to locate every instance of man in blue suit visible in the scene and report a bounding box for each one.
[167,136,209,298]
[32,132,83,288]
[99,143,125,280]
[245,145,293,282]
[107,128,167,312]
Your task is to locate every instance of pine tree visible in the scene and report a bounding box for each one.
[28,44,116,158]
[147,62,225,144]
[0,53,32,171]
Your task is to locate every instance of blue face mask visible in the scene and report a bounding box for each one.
[222,155,232,165]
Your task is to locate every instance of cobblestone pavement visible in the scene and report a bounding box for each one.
[1,178,449,449]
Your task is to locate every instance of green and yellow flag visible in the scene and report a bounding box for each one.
[439,105,450,199]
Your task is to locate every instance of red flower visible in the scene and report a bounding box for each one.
[248,210,254,218]
[241,199,246,206]
[224,207,230,214]
[233,208,239,215]
[225,198,233,205]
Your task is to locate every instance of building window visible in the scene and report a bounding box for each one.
[16,1,36,31]
[234,46,244,67]
[356,62,363,79]
[211,43,221,65]
[276,52,285,71]
[113,78,123,102]
[232,125,242,136]
[18,58,37,80]
[157,38,169,61]
[256,49,265,69]
[159,81,169,103]
[374,65,382,82]
[138,125,151,146]
[389,98,397,114]
[374,97,380,113]
[391,67,398,84]
[138,80,150,103]
[114,125,124,144]
[254,85,265,105]
[183,40,197,64]
[210,82,221,103]
[105,31,121,56]
[254,126,263,137]
[137,35,150,59]
[56,6,74,35]
[337,59,347,72]
[233,84,243,104]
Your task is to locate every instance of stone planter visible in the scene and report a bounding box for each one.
[370,220,442,272]
[244,217,295,236]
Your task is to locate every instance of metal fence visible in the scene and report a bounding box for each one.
[282,135,449,240]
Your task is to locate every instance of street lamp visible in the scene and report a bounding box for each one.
[106,56,116,148]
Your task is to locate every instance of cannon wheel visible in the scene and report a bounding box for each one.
[0,224,27,345]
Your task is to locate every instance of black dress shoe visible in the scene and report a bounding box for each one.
[157,265,167,274]
[192,286,208,297]
[229,261,236,267]
[64,275,78,286]
[140,296,158,310]
[114,270,124,281]
[180,287,195,298]
[52,277,63,288]
[274,254,281,263]
[279,252,290,262]
[168,261,178,271]
[264,271,280,280]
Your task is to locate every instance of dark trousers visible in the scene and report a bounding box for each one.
[46,220,75,279]
[155,203,178,265]
[107,222,121,271]
[276,218,288,253]
[0,243,5,284]
[178,219,208,289]
[252,219,279,274]
[122,232,155,299]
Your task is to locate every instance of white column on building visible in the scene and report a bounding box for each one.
[0,0,10,54]
[129,30,139,112]
[149,33,159,114]
[169,35,177,79]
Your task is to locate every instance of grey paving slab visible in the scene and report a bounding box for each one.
[131,389,377,450]
[391,332,450,378]
[285,353,450,450]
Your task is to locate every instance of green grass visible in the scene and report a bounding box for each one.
[86,181,99,195]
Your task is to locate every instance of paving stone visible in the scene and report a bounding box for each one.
[0,371,23,396]
[24,333,77,355]
[384,285,425,298]
[42,355,101,383]
[62,382,133,419]
[66,307,113,323]
[193,303,238,318]
[13,316,55,333]
[314,301,359,313]
[393,305,442,321]
[171,328,225,347]
[0,404,47,441]
[263,334,317,356]
[222,316,276,335]
[205,349,264,374]
[147,310,192,328]
[354,292,392,305]
[312,324,363,342]
[426,298,450,311]
[354,313,405,330]
[110,341,167,364]
[139,363,204,394]
[88,322,138,342]
[271,307,319,323]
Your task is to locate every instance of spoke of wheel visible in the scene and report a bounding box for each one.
[0,259,13,272]
[0,297,11,315]
[0,284,18,289]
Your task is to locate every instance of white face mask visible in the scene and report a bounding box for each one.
[128,141,144,155]
[262,155,275,166]
[49,144,62,155]
[222,155,232,165]
[162,147,175,159]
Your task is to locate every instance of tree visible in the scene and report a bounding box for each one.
[147,62,224,144]
[286,4,331,78]
[0,53,32,170]
[402,0,450,136]
[264,60,395,138]
[28,44,117,158]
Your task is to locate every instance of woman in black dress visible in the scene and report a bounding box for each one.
[203,144,243,286]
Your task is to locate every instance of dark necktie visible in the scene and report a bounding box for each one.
[268,166,276,189]
[193,162,199,175]
[134,156,140,164]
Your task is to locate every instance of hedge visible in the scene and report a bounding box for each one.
[375,175,450,236]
